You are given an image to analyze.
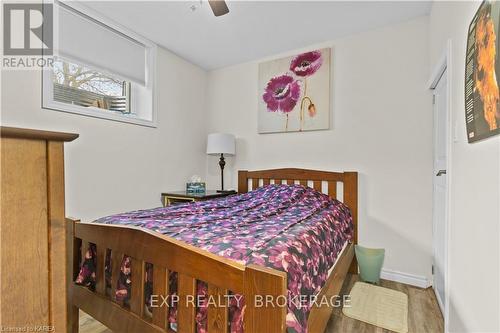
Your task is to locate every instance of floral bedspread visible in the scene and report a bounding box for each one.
[76,184,353,333]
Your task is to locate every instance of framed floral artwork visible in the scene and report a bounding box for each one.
[258,48,331,133]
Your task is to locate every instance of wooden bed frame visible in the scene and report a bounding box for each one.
[68,168,358,333]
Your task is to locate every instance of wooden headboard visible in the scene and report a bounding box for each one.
[238,168,358,272]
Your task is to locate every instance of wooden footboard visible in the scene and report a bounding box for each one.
[67,168,357,333]
[67,219,354,333]
[67,218,288,333]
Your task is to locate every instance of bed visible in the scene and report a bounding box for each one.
[68,168,358,333]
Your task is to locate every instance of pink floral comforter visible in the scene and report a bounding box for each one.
[76,184,353,333]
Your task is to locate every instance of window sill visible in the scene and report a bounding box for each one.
[42,100,157,128]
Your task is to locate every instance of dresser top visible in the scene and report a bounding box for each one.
[1,126,79,142]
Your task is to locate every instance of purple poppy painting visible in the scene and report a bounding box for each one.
[258,48,330,133]
[262,74,302,130]
[290,51,323,77]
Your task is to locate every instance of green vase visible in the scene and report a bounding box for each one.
[355,245,385,284]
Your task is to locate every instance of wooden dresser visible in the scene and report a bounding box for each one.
[1,127,78,332]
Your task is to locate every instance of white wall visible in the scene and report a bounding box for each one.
[1,47,208,221]
[205,17,434,283]
[429,2,500,332]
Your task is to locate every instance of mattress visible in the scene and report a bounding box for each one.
[76,184,353,333]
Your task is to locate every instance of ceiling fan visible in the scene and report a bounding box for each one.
[208,0,229,17]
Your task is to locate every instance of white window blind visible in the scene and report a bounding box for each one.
[56,2,147,85]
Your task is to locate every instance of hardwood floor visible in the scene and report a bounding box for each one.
[79,274,444,333]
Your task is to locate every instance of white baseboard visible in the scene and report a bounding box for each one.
[380,269,430,288]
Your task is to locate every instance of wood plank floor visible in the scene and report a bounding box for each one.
[79,274,443,333]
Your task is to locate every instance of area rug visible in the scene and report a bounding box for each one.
[342,282,408,333]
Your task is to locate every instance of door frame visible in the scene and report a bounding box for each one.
[427,39,452,333]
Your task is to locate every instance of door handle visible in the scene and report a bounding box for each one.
[436,170,446,176]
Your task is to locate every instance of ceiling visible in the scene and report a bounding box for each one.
[84,1,432,70]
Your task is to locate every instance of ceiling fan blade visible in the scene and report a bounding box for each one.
[208,0,229,17]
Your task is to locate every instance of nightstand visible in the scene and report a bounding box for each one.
[161,190,237,207]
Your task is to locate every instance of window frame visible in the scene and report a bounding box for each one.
[42,1,158,128]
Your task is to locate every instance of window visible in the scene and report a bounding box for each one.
[52,57,131,114]
[42,1,157,127]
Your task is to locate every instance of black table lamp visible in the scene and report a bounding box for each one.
[206,133,235,192]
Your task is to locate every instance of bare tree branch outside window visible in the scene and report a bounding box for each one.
[52,57,130,113]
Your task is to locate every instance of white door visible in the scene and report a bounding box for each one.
[432,70,448,315]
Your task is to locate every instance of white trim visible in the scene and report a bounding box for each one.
[380,269,430,288]
[42,0,158,128]
[42,95,157,128]
[434,285,445,317]
[428,39,453,333]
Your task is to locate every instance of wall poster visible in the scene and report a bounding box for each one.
[465,0,500,142]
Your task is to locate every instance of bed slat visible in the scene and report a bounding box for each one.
[313,181,322,192]
[130,258,145,316]
[178,273,196,333]
[252,178,259,189]
[274,179,281,185]
[299,180,307,187]
[95,245,106,295]
[152,266,169,329]
[286,179,294,185]
[81,240,90,266]
[328,181,337,199]
[207,284,228,333]
[111,250,124,303]
[262,179,270,186]
[238,171,248,193]
[72,236,82,281]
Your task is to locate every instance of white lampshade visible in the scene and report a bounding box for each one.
[206,133,235,155]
